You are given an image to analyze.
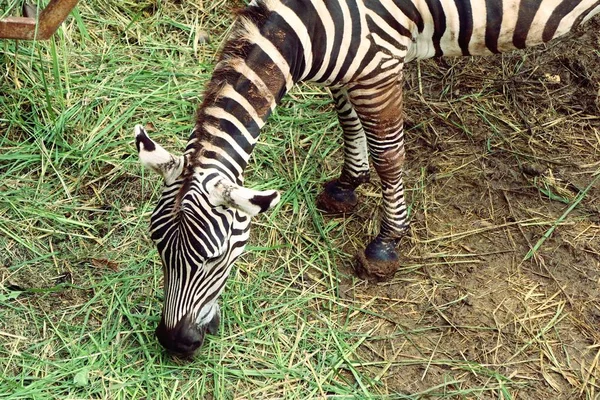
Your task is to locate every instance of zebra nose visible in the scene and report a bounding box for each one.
[155,316,205,356]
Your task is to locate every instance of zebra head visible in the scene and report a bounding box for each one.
[134,125,280,356]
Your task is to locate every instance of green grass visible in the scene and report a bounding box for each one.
[2,1,599,399]
[0,1,396,398]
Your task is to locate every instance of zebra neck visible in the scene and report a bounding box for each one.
[185,1,311,183]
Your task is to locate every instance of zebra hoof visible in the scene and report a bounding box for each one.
[354,239,401,281]
[316,180,358,214]
[354,252,401,282]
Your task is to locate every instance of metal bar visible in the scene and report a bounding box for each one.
[0,0,79,40]
[0,16,37,40]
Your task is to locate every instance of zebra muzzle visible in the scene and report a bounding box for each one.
[155,311,220,357]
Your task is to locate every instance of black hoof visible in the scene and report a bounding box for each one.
[354,238,401,281]
[316,180,358,214]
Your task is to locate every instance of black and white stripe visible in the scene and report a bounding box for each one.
[138,0,599,353]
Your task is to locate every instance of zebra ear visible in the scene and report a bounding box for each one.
[210,180,280,216]
[135,125,184,182]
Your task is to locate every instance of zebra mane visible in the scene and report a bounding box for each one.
[195,1,271,116]
[187,0,278,180]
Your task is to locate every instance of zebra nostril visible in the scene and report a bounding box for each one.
[179,327,205,351]
[155,316,206,356]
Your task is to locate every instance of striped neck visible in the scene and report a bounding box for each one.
[185,0,310,184]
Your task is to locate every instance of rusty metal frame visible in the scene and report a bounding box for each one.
[0,0,79,40]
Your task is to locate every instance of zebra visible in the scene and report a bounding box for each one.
[135,0,600,355]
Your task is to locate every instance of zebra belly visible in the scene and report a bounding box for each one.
[408,0,599,59]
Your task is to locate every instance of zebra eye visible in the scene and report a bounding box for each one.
[205,251,226,264]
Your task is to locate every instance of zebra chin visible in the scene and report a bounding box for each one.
[155,309,221,357]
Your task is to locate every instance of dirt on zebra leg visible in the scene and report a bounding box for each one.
[354,250,402,282]
[315,179,359,214]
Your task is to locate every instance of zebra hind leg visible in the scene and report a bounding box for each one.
[316,88,370,214]
[347,81,408,281]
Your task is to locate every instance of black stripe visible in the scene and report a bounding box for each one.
[513,0,543,49]
[192,268,227,313]
[151,218,177,243]
[543,0,584,42]
[200,114,253,153]
[392,0,424,32]
[207,135,247,171]
[317,0,344,83]
[484,0,503,53]
[261,13,306,82]
[350,16,399,82]
[219,119,252,151]
[211,78,262,137]
[365,0,413,39]
[352,53,398,82]
[424,0,446,56]
[198,152,239,183]
[220,70,271,123]
[455,0,473,55]
[283,0,326,81]
[245,45,287,102]
[335,0,362,82]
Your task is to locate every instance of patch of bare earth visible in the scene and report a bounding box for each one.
[327,22,600,398]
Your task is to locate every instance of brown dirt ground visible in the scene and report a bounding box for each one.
[327,21,600,398]
[2,9,598,399]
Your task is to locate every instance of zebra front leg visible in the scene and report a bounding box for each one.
[316,88,370,214]
[347,81,408,281]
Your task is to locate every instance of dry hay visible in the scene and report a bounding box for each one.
[318,21,600,398]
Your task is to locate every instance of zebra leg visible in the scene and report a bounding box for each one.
[346,80,408,281]
[316,88,370,214]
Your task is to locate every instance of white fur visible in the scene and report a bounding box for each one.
[135,125,184,184]
[208,178,280,216]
